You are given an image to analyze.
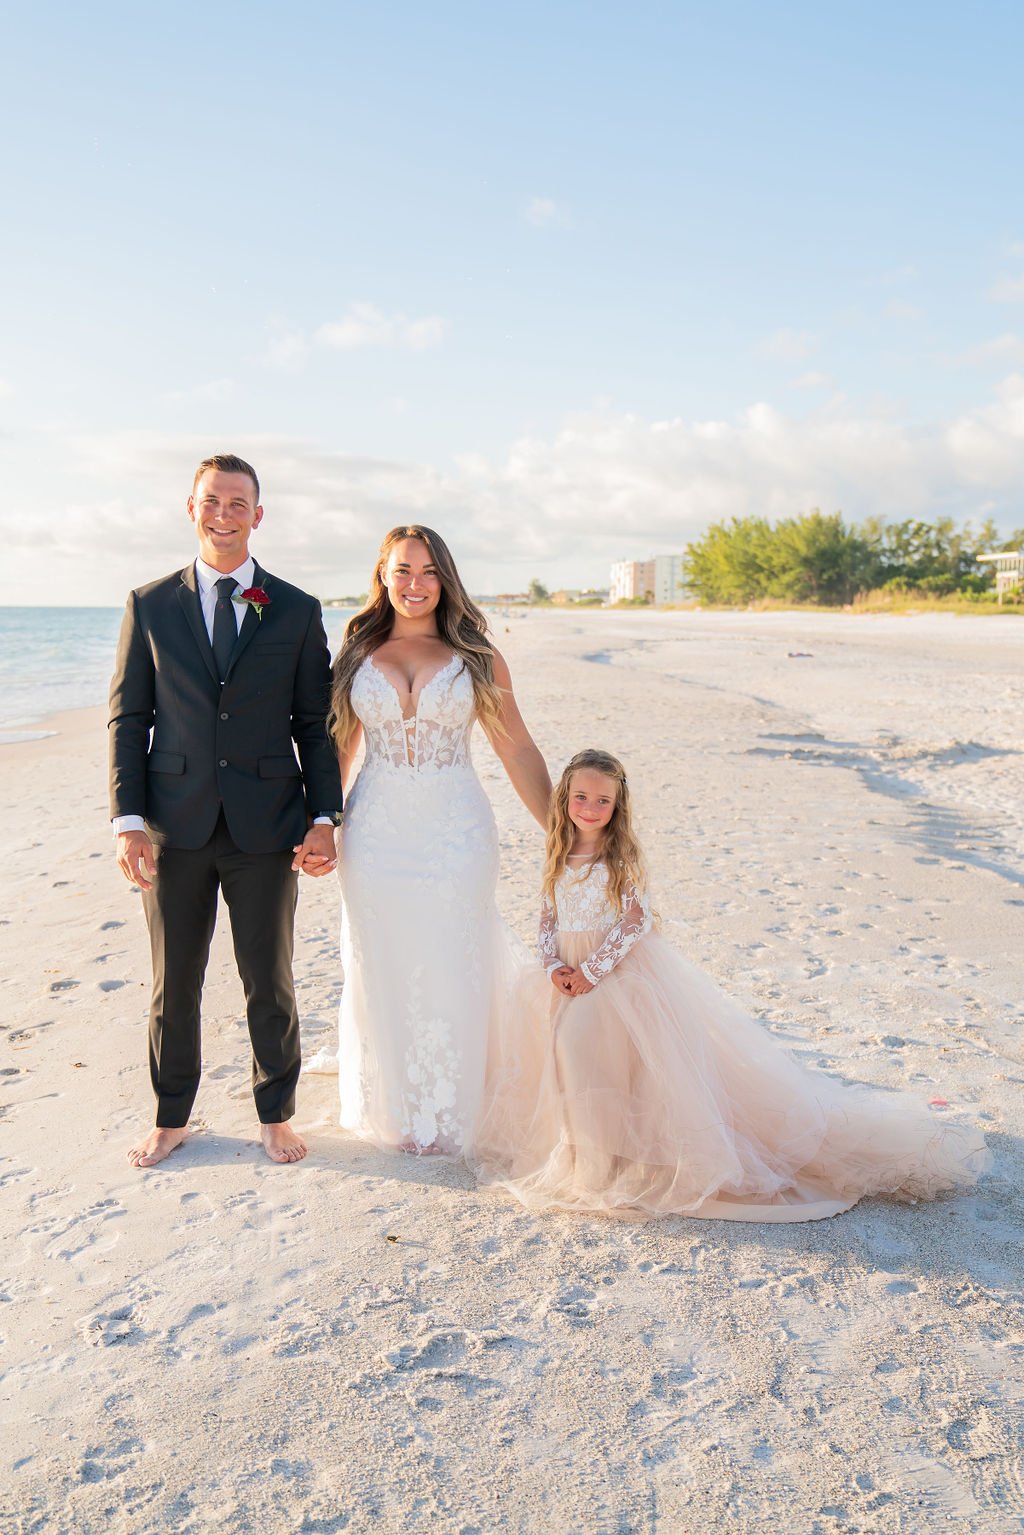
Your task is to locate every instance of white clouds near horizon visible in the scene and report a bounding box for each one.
[5,377,1023,607]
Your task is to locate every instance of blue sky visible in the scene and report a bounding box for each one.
[2,0,1022,602]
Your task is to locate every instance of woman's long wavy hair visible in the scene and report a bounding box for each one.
[329,525,504,750]
[542,749,648,918]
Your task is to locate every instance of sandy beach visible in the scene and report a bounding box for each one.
[1,609,1021,1535]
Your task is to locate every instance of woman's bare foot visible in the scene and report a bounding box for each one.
[261,1122,308,1163]
[397,1139,444,1156]
[128,1126,189,1168]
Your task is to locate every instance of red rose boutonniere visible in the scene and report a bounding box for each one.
[233,586,271,621]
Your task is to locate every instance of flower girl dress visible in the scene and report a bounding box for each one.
[472,861,990,1220]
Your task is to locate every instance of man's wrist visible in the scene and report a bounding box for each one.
[312,810,343,827]
[112,815,147,837]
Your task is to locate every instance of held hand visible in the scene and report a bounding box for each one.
[550,965,574,994]
[565,968,595,997]
[116,830,157,891]
[291,824,338,877]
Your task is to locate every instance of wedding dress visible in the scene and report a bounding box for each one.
[472,861,990,1220]
[334,653,515,1154]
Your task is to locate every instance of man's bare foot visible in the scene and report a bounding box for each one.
[261,1122,308,1163]
[128,1126,189,1168]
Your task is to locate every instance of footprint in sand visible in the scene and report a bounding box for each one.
[80,1436,145,1481]
[100,921,126,931]
[384,1328,479,1371]
[0,1164,34,1190]
[78,1306,146,1348]
[547,1285,597,1326]
[44,1199,126,1262]
[98,979,126,992]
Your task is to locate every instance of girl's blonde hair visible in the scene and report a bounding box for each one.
[329,525,505,749]
[543,748,647,917]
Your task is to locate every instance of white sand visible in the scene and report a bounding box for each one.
[1,611,1021,1534]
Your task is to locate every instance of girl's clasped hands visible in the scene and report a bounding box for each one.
[550,964,594,996]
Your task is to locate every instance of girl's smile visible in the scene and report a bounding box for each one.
[567,769,618,839]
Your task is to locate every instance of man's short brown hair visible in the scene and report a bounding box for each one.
[192,454,260,502]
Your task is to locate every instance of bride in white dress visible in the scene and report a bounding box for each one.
[326,526,550,1155]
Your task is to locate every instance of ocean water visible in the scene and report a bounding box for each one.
[0,606,356,742]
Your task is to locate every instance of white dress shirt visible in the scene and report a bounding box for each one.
[194,553,254,643]
[113,559,334,836]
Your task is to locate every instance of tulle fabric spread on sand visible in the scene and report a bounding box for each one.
[472,873,990,1221]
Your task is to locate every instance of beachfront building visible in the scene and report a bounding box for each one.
[610,555,687,604]
[977,549,1024,602]
[653,554,687,605]
[610,559,655,603]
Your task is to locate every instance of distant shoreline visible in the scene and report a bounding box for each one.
[2,603,1017,747]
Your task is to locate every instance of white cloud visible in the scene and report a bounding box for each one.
[525,197,570,228]
[959,333,1024,367]
[990,273,1024,303]
[946,374,1024,486]
[792,371,832,391]
[757,328,817,363]
[315,303,446,352]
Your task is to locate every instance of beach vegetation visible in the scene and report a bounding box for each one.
[683,511,1023,609]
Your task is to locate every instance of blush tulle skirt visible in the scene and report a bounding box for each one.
[470,929,990,1222]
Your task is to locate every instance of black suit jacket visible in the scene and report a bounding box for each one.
[108,561,343,853]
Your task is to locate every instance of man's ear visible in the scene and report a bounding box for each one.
[253,504,264,529]
[186,495,197,524]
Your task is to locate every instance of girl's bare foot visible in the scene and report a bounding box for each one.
[128,1126,189,1168]
[261,1122,308,1163]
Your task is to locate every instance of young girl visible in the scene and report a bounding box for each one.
[473,749,990,1221]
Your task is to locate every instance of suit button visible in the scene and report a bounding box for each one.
[219,759,228,768]
[220,712,229,720]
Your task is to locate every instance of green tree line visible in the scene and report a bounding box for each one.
[682,511,1024,606]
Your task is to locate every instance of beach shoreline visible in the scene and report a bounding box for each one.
[1,610,1020,1533]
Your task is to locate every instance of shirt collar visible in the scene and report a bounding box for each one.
[195,555,255,594]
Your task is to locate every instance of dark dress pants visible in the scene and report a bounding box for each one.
[142,811,301,1127]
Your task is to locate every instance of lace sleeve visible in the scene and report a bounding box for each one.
[538,894,563,975]
[579,880,651,985]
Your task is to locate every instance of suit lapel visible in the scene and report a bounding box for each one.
[177,563,220,686]
[225,563,270,677]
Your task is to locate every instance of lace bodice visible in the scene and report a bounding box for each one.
[539,861,652,985]
[351,653,476,771]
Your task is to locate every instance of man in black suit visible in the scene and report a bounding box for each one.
[109,454,343,1167]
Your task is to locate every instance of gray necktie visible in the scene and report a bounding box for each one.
[212,576,238,681]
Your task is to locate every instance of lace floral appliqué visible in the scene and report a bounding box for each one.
[538,863,652,985]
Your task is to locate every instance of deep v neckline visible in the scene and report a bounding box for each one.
[367,652,460,720]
